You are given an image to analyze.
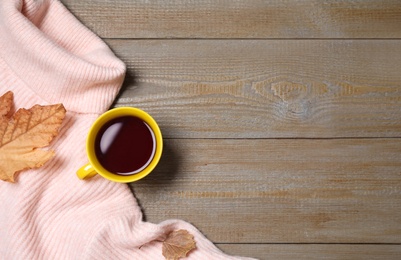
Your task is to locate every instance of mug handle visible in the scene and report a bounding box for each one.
[77,164,98,180]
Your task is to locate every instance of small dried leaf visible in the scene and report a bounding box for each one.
[162,230,196,260]
[0,91,66,182]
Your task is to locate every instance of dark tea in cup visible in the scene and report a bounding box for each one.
[94,116,156,175]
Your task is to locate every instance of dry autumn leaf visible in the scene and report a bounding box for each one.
[0,91,66,182]
[0,91,13,117]
[162,230,196,260]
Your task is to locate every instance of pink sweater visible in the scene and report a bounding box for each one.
[0,0,254,259]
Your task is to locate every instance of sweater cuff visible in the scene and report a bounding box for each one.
[0,0,126,114]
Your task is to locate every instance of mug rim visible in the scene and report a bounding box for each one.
[86,107,163,183]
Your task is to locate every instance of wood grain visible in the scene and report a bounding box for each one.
[108,39,401,138]
[130,138,401,243]
[61,0,401,39]
[218,244,401,260]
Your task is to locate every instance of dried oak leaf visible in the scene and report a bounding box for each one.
[0,91,66,182]
[162,230,196,260]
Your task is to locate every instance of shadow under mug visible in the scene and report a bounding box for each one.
[76,107,163,183]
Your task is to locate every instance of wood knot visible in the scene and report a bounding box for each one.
[271,81,328,119]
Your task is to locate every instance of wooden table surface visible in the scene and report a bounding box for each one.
[61,1,401,259]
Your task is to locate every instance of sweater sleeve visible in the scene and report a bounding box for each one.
[0,0,126,114]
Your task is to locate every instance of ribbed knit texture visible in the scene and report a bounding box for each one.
[0,0,255,259]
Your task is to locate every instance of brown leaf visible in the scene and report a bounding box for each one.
[0,91,13,117]
[0,91,66,182]
[162,230,196,260]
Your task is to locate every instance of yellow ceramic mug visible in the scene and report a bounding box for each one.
[77,107,163,183]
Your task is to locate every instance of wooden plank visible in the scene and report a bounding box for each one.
[108,39,401,138]
[61,0,401,39]
[217,244,401,260]
[130,138,401,243]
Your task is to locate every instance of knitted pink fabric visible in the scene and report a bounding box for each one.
[0,0,254,259]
